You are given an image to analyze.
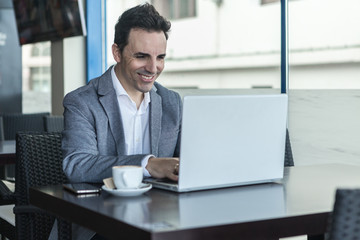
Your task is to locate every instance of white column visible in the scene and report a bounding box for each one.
[51,36,86,115]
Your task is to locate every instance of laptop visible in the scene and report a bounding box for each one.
[144,94,288,192]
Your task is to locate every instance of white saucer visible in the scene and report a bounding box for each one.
[101,183,152,197]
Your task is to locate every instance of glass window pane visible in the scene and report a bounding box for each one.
[179,0,189,18]
[107,0,281,93]
[43,46,51,56]
[31,45,40,56]
[288,0,360,165]
[22,42,51,113]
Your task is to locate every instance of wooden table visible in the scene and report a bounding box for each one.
[0,140,16,165]
[29,164,360,240]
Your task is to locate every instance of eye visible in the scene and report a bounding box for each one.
[158,55,166,60]
[135,55,145,59]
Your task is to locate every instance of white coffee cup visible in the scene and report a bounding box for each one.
[112,166,143,189]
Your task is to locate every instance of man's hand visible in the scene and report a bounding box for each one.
[146,157,179,181]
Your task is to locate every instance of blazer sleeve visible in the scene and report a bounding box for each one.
[173,92,182,157]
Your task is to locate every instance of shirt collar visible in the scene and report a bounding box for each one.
[111,65,128,97]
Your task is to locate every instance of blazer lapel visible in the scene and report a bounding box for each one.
[98,67,126,155]
[150,87,162,157]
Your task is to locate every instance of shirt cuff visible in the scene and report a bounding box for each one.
[141,155,155,177]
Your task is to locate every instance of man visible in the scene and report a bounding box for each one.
[62,3,181,185]
[49,3,180,240]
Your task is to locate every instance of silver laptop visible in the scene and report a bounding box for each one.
[144,94,288,192]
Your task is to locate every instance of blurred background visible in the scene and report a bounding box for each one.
[3,0,360,167]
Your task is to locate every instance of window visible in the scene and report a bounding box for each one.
[31,45,40,57]
[287,0,360,167]
[106,0,281,90]
[22,41,51,113]
[152,0,196,19]
[31,43,51,57]
[29,67,51,92]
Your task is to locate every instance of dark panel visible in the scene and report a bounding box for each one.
[12,0,87,45]
[0,3,22,113]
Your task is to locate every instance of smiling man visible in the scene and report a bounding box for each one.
[62,3,181,185]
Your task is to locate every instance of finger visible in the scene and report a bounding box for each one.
[173,163,179,175]
[166,172,179,182]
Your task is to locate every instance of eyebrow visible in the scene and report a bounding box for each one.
[134,52,166,58]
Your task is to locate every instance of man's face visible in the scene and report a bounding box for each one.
[112,28,167,96]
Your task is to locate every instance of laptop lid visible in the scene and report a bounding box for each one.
[146,94,288,192]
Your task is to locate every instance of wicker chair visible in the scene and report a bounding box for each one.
[284,129,294,167]
[12,132,71,240]
[0,116,4,180]
[0,112,50,181]
[325,189,360,240]
[0,116,4,141]
[44,115,64,132]
[0,117,15,239]
[0,112,49,140]
[0,185,15,240]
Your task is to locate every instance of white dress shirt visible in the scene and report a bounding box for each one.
[111,66,152,176]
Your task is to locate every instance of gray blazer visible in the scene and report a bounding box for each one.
[62,66,182,183]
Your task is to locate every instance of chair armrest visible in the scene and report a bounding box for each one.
[13,205,48,215]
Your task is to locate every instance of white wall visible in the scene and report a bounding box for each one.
[289,63,360,89]
[51,36,86,115]
[159,67,281,89]
[289,0,360,50]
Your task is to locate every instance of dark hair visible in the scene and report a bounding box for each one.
[114,3,171,53]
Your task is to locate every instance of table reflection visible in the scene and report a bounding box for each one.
[0,140,15,153]
[100,182,285,231]
[0,140,16,165]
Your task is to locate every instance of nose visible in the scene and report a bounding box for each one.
[145,58,158,74]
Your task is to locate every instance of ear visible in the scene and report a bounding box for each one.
[112,43,121,63]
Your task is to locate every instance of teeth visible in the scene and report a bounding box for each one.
[141,74,153,80]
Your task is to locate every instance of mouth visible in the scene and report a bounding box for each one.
[138,73,155,82]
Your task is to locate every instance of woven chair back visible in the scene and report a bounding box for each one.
[14,132,68,240]
[284,129,294,167]
[326,189,360,240]
[1,112,49,140]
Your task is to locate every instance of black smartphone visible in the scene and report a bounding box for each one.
[63,183,101,195]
